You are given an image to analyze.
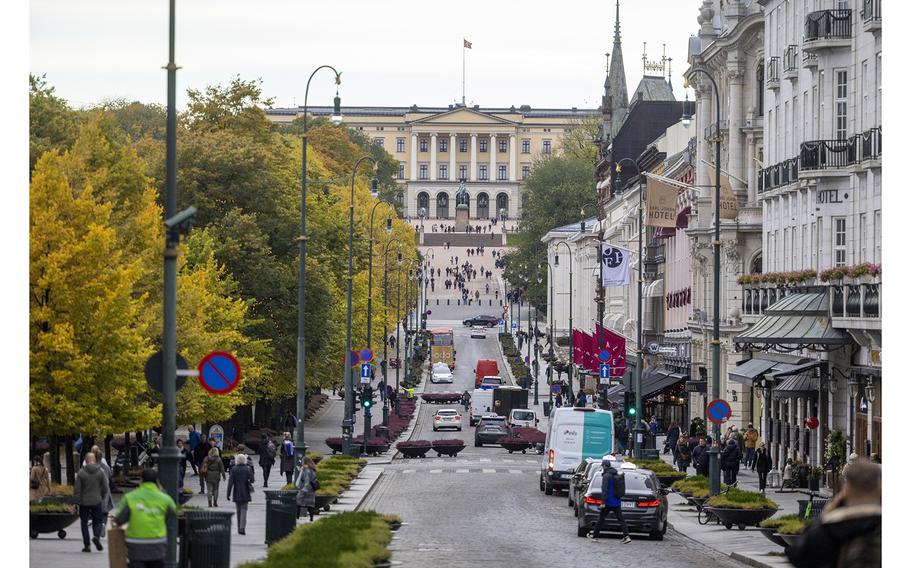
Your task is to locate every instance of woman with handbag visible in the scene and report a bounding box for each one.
[226,454,255,535]
[30,455,51,500]
[295,457,319,522]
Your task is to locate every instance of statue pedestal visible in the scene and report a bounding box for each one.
[454,204,469,232]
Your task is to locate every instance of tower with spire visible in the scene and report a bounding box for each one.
[608,0,629,137]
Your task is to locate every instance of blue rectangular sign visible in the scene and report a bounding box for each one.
[360,363,372,381]
[599,363,610,379]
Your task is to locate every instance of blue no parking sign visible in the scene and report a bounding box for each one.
[198,351,242,395]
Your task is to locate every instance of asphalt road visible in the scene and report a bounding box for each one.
[361,312,749,567]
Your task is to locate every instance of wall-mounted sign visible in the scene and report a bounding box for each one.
[817,189,848,204]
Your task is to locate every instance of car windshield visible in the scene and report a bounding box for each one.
[588,471,655,494]
[433,364,450,373]
[481,417,505,424]
[438,410,458,416]
[512,411,534,421]
[481,377,502,384]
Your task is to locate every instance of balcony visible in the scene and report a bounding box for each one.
[862,0,881,33]
[858,127,882,163]
[802,51,818,69]
[800,138,857,173]
[766,57,781,90]
[783,45,799,79]
[803,10,853,52]
[741,282,881,324]
[704,119,729,142]
[758,157,800,194]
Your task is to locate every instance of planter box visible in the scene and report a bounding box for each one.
[431,441,466,457]
[314,493,337,512]
[655,473,687,488]
[178,491,194,505]
[777,533,803,548]
[500,440,532,454]
[29,512,79,539]
[760,527,788,548]
[703,507,777,530]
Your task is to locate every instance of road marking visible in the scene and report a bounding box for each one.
[456,469,469,473]
[429,469,443,474]
[403,469,416,474]
[482,468,496,474]
[503,458,514,462]
[479,458,491,462]
[509,469,522,474]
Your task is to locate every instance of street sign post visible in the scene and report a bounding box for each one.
[511,322,518,330]
[599,363,610,385]
[706,398,732,425]
[208,424,224,449]
[360,363,372,384]
[599,349,611,362]
[145,351,189,393]
[198,351,242,395]
[551,384,562,395]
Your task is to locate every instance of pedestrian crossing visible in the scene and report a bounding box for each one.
[386,467,538,475]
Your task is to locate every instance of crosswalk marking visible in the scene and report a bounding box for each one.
[509,469,522,474]
[482,468,496,473]
[456,469,469,473]
[429,469,443,474]
[479,458,491,462]
[403,469,416,474]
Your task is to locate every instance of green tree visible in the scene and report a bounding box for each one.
[558,115,602,163]
[503,154,597,309]
[29,74,81,173]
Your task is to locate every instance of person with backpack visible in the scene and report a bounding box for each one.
[280,432,295,485]
[721,438,743,486]
[259,434,277,488]
[587,458,631,543]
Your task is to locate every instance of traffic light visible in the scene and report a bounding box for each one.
[624,391,637,418]
[361,386,374,411]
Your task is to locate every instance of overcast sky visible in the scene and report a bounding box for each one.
[31,0,702,110]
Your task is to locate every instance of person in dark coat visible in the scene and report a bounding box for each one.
[692,438,709,477]
[203,447,226,507]
[786,459,881,568]
[194,434,210,494]
[226,454,255,535]
[755,442,773,492]
[280,432,295,484]
[259,435,276,488]
[295,457,319,522]
[721,439,743,486]
[587,459,631,543]
[664,421,680,455]
[75,453,109,553]
[675,443,692,473]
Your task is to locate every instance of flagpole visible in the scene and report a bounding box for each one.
[462,41,466,105]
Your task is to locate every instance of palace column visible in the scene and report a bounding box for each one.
[430,133,438,181]
[470,133,478,181]
[509,133,517,181]
[410,132,418,180]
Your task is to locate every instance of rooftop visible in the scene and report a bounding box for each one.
[264,104,599,120]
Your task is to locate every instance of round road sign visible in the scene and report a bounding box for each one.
[551,384,562,395]
[198,351,242,395]
[360,348,374,363]
[599,349,611,362]
[706,398,732,425]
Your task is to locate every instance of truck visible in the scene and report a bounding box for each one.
[474,359,500,388]
[492,386,528,421]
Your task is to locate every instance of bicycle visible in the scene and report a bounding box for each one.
[696,485,732,525]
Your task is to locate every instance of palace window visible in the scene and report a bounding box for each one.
[398,162,405,179]
[419,138,428,152]
[419,164,428,180]
[439,164,448,180]
[479,165,488,181]
[521,164,530,180]
[396,138,405,153]
[479,139,488,153]
[459,138,468,152]
[543,140,552,154]
[439,138,448,152]
[498,164,507,180]
[521,139,531,154]
[458,164,468,180]
[499,139,508,153]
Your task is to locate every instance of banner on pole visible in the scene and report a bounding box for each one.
[705,169,739,220]
[601,245,631,286]
[645,177,678,228]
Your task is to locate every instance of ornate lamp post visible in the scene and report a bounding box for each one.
[296,64,342,465]
[554,242,574,398]
[381,239,402,428]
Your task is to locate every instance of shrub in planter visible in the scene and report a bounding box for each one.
[705,488,778,510]
[397,440,432,458]
[760,514,806,531]
[509,427,546,444]
[29,501,77,514]
[631,460,678,474]
[431,438,466,457]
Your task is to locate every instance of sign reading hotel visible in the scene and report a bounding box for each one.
[645,177,678,228]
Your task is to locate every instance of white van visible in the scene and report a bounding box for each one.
[469,388,494,426]
[509,408,537,428]
[539,407,614,495]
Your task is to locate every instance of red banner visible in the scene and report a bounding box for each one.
[572,329,585,366]
[595,323,627,376]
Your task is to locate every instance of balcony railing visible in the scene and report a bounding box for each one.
[742,282,881,320]
[758,157,800,193]
[704,119,729,141]
[766,57,781,88]
[783,45,799,74]
[804,9,853,42]
[800,129,882,171]
[862,0,881,23]
[802,51,818,67]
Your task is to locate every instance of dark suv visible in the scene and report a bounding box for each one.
[576,468,668,540]
[463,315,499,327]
[474,415,509,447]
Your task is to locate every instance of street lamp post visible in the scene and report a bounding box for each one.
[581,201,607,409]
[394,265,403,418]
[297,64,342,467]
[367,201,394,354]
[554,242,574,399]
[381,240,402,428]
[683,69,722,496]
[342,156,378,457]
[546,262,556,406]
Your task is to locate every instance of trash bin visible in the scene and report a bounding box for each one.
[542,402,551,417]
[264,490,298,546]
[798,499,829,520]
[184,510,233,568]
[375,426,390,441]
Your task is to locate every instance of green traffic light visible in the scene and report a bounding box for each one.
[627,407,636,416]
[363,400,372,408]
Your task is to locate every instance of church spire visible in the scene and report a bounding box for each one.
[608,0,629,134]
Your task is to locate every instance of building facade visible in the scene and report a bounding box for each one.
[265,104,597,220]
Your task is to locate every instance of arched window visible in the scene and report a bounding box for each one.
[417,191,429,213]
[436,192,450,219]
[477,192,489,219]
[750,252,762,275]
[496,192,509,219]
[756,65,764,116]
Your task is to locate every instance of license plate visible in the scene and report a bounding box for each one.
[621,501,637,509]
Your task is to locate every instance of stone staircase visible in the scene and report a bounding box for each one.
[421,232,505,247]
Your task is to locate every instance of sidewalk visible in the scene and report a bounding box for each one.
[658,450,830,568]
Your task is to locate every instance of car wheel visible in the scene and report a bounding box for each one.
[544,481,553,495]
[433,427,437,432]
[649,529,664,541]
[539,474,545,492]
[458,427,462,431]
[475,439,482,447]
[577,523,588,538]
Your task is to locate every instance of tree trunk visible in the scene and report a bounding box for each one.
[50,434,61,484]
[104,434,113,466]
[124,431,132,472]
[64,436,75,485]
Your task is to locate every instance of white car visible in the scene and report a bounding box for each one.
[433,408,463,431]
[430,362,454,384]
[470,326,487,339]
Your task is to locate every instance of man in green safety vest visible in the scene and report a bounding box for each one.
[112,468,177,567]
[405,387,415,400]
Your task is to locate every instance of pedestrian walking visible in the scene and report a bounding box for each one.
[675,443,692,473]
[186,425,200,475]
[575,389,587,407]
[75,452,109,553]
[743,424,759,469]
[648,416,659,437]
[87,446,115,515]
[194,433,209,494]
[755,442,772,492]
[461,390,471,411]
[721,438,742,486]
[203,447,226,507]
[280,432,295,485]
[226,453,255,535]
[283,410,298,439]
[175,439,191,490]
[587,459,631,543]
[30,455,51,501]
[664,421,680,455]
[259,435,276,488]
[112,468,177,567]
[692,438,709,477]
[295,457,319,522]
[786,459,881,568]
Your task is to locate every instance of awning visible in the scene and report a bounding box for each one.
[606,367,685,402]
[645,279,664,298]
[728,358,779,385]
[771,360,824,399]
[733,292,849,351]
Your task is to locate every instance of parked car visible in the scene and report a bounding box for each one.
[576,468,669,540]
[568,455,624,512]
[470,326,487,339]
[508,408,537,428]
[463,315,499,327]
[474,415,510,447]
[540,407,614,495]
[433,408,463,432]
[430,363,454,384]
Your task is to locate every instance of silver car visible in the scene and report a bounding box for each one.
[433,408,463,431]
[431,363,454,384]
